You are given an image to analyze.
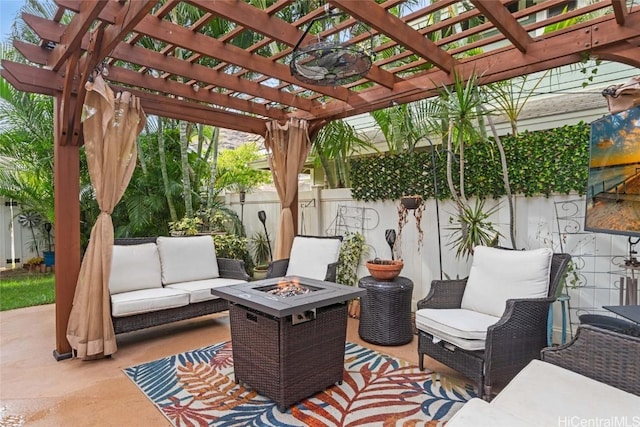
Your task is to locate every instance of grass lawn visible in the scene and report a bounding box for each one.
[0,271,55,311]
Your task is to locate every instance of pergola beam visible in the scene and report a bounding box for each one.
[46,1,108,71]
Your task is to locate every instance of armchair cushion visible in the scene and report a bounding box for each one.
[157,236,219,285]
[285,236,341,280]
[415,308,499,351]
[461,246,552,317]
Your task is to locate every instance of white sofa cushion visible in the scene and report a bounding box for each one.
[491,360,640,427]
[446,398,536,427]
[415,308,500,340]
[109,243,162,295]
[166,278,247,303]
[157,236,220,285]
[110,288,189,317]
[285,236,341,280]
[461,246,552,317]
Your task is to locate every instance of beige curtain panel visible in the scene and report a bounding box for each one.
[66,74,146,359]
[265,118,312,260]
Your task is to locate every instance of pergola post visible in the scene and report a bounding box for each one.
[52,95,81,361]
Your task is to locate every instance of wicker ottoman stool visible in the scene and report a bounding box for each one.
[358,276,414,345]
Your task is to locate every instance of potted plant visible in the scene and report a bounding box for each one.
[24,256,44,273]
[169,216,203,236]
[250,230,272,280]
[212,233,253,276]
[337,232,366,318]
[42,222,55,270]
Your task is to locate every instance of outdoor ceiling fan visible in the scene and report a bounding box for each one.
[289,11,374,86]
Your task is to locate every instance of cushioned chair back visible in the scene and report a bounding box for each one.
[286,235,342,280]
[548,253,571,297]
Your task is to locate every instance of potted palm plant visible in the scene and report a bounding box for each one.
[250,230,272,280]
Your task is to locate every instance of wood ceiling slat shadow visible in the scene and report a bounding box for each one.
[2,0,639,138]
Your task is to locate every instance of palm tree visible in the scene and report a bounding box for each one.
[0,77,55,225]
[312,120,376,188]
[435,72,503,258]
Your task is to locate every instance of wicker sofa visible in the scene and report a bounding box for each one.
[446,325,640,426]
[109,236,249,334]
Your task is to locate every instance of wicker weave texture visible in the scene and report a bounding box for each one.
[358,276,414,345]
[112,298,228,334]
[229,303,348,411]
[541,324,640,396]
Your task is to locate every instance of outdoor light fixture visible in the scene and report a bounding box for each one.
[239,190,246,224]
[290,11,374,86]
[258,210,273,262]
[385,229,396,260]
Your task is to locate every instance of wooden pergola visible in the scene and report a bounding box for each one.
[1,0,639,359]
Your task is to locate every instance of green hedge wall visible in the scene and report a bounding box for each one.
[350,122,590,201]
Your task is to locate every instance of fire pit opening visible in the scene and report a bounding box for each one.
[255,278,321,297]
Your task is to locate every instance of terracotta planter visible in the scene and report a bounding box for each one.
[366,259,404,281]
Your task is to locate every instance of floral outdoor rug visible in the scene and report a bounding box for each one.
[123,342,475,426]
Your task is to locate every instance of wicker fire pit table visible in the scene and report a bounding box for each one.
[211,277,364,412]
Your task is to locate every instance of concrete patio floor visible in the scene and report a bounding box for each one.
[0,303,460,426]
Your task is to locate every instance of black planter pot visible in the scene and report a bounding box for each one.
[400,196,423,210]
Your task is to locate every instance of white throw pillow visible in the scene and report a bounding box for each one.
[157,235,219,285]
[460,246,553,317]
[109,243,162,294]
[286,236,341,280]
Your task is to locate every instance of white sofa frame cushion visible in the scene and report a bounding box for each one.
[109,243,162,294]
[157,235,220,285]
[460,246,553,318]
[285,236,342,280]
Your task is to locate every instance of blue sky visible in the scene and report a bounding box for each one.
[1,0,25,42]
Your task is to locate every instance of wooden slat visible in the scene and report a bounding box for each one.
[134,14,353,103]
[329,0,456,73]
[106,66,285,120]
[193,0,397,90]
[471,0,533,53]
[611,0,628,26]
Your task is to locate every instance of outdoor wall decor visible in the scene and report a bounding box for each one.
[585,106,640,237]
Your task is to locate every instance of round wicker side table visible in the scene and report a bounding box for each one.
[358,275,414,346]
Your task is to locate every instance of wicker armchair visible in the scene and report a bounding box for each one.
[541,324,640,396]
[416,249,571,400]
[266,235,342,282]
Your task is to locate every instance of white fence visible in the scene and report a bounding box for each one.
[0,199,32,270]
[231,188,632,343]
[3,189,632,342]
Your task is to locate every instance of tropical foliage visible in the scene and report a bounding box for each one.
[337,232,365,286]
[215,142,271,193]
[311,119,376,189]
